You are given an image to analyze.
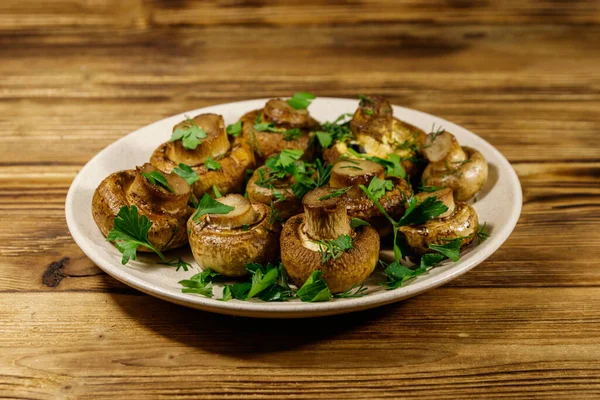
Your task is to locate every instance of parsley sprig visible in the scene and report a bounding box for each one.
[287,92,316,110]
[170,115,207,150]
[142,170,174,193]
[192,194,235,221]
[173,163,198,185]
[107,205,165,265]
[313,234,353,264]
[160,257,192,272]
[315,113,354,149]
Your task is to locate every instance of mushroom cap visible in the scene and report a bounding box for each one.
[92,169,192,252]
[422,146,488,201]
[187,202,281,277]
[263,98,310,128]
[281,214,380,293]
[150,134,256,199]
[246,167,303,221]
[398,201,479,255]
[240,109,318,163]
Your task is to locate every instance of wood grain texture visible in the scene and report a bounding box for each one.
[1,0,599,399]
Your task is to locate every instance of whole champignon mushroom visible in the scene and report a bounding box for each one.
[328,159,411,234]
[240,98,320,163]
[92,163,192,252]
[330,95,426,180]
[246,168,303,221]
[421,131,488,201]
[398,188,479,255]
[280,187,380,293]
[187,194,281,277]
[150,113,255,199]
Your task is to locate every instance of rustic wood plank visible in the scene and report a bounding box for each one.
[1,0,599,32]
[1,290,599,399]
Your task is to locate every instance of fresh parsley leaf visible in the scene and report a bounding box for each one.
[192,194,235,221]
[364,109,374,115]
[315,131,333,148]
[420,253,445,268]
[283,128,302,141]
[278,149,304,167]
[477,222,490,242]
[382,260,428,289]
[350,217,370,229]
[253,122,283,132]
[205,156,221,171]
[359,94,375,106]
[159,257,192,272]
[314,234,353,264]
[287,92,316,110]
[269,201,282,224]
[170,115,207,150]
[107,205,164,265]
[222,282,252,300]
[334,283,368,298]
[296,271,332,302]
[429,238,463,262]
[142,170,175,193]
[226,121,242,137]
[397,196,448,226]
[173,163,198,185]
[220,286,233,301]
[179,268,220,298]
[367,177,394,201]
[247,266,279,299]
[317,186,351,201]
[212,185,222,198]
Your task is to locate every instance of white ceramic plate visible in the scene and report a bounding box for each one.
[65,98,522,318]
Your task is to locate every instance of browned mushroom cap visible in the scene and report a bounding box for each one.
[166,114,231,166]
[350,95,394,136]
[246,167,303,221]
[150,115,256,199]
[92,166,192,253]
[415,188,455,219]
[328,159,411,235]
[280,188,380,293]
[240,109,318,163]
[187,194,281,277]
[421,131,488,201]
[263,98,310,128]
[329,159,384,199]
[399,200,478,255]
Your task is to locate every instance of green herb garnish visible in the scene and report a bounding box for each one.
[212,185,222,198]
[170,115,207,150]
[296,271,332,302]
[334,283,368,298]
[107,205,165,265]
[283,128,302,141]
[314,234,353,264]
[178,268,220,298]
[350,217,370,229]
[159,257,192,272]
[287,92,316,110]
[477,222,490,242]
[142,170,175,193]
[226,121,242,137]
[173,163,198,185]
[192,194,235,221]
[429,238,463,262]
[318,186,352,201]
[204,157,221,171]
[366,177,394,201]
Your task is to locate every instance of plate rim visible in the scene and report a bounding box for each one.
[65,97,522,318]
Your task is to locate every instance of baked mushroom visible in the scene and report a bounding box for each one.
[280,187,380,293]
[323,96,425,180]
[240,97,320,163]
[92,163,192,252]
[246,167,303,221]
[150,113,255,199]
[398,188,478,255]
[328,159,411,234]
[421,130,488,201]
[187,194,281,277]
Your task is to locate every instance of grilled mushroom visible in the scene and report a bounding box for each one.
[421,131,488,201]
[150,113,255,198]
[280,187,380,293]
[92,163,192,252]
[322,96,425,180]
[329,159,411,234]
[187,194,281,277]
[246,168,303,221]
[240,98,319,163]
[398,188,478,254]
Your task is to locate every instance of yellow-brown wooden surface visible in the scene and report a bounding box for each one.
[1,1,599,399]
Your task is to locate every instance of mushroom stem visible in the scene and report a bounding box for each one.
[126,163,190,215]
[329,159,384,199]
[422,131,467,166]
[208,194,258,228]
[302,188,352,240]
[416,188,455,219]
[166,113,231,166]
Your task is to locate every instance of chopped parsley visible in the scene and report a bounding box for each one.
[287,92,316,110]
[159,258,192,272]
[170,115,207,150]
[313,234,353,264]
[226,121,242,137]
[204,156,221,171]
[142,170,174,193]
[192,194,235,221]
[317,186,351,201]
[173,163,198,185]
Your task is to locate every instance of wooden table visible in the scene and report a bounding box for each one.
[1,1,599,399]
